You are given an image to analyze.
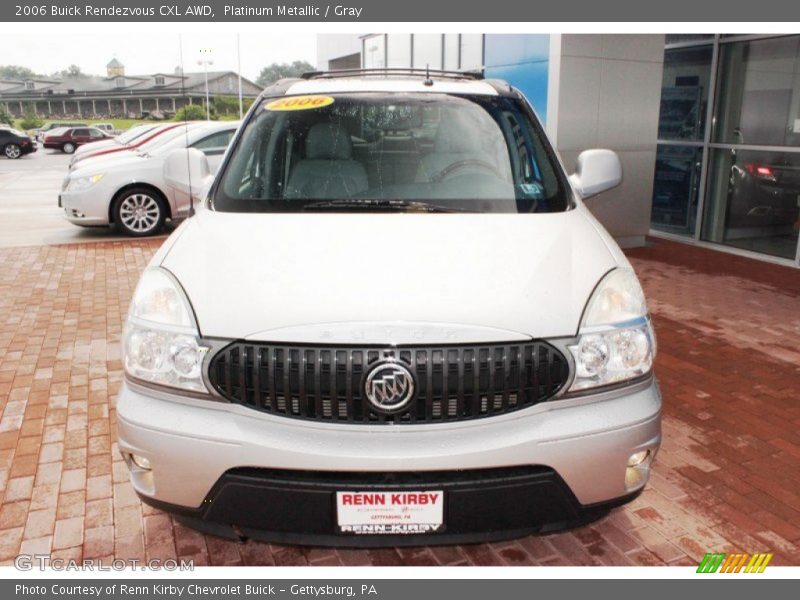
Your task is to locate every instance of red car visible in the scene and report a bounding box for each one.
[43,127,113,154]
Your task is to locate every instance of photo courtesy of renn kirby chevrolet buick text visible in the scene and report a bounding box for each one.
[116,68,661,546]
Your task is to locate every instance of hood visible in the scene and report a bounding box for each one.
[69,151,147,176]
[160,209,620,344]
[74,139,120,157]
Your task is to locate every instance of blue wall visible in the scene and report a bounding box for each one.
[483,34,550,125]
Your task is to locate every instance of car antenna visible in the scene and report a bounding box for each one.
[179,34,194,217]
[424,64,433,87]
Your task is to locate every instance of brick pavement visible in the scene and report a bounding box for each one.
[0,236,798,566]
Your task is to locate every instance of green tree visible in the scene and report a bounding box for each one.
[0,65,37,79]
[255,60,314,87]
[18,104,43,130]
[53,64,88,79]
[174,104,216,121]
[0,105,13,126]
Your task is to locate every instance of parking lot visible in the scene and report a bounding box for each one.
[0,148,172,248]
[0,152,799,565]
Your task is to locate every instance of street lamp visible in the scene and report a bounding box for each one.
[197,49,213,120]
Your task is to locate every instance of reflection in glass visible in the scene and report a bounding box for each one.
[651,145,703,236]
[658,46,713,141]
[713,37,800,146]
[702,149,800,259]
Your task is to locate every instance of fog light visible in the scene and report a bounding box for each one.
[625,449,653,490]
[130,453,151,470]
[628,449,650,467]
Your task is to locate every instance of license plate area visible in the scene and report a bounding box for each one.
[336,490,444,535]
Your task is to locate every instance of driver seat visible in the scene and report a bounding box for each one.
[286,123,368,199]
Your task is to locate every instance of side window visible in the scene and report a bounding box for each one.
[191,130,235,155]
[89,129,104,138]
[72,129,89,137]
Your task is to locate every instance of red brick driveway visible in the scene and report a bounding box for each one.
[1,237,798,566]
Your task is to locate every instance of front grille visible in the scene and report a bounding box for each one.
[208,342,570,424]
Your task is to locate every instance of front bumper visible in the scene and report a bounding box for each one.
[59,186,111,226]
[117,378,661,545]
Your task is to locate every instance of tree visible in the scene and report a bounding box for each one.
[18,104,43,130]
[174,104,215,121]
[0,65,37,79]
[256,60,314,87]
[53,64,87,79]
[0,105,13,127]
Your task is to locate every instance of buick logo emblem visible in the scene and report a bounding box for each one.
[364,361,415,413]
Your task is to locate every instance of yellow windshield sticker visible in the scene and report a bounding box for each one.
[264,95,335,111]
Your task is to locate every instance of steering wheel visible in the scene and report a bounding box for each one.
[432,159,504,183]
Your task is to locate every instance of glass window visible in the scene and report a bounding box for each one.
[191,130,234,153]
[713,36,800,146]
[214,92,568,214]
[386,34,411,68]
[363,35,386,69]
[701,148,800,259]
[658,46,713,141]
[412,34,443,70]
[665,34,714,44]
[460,34,483,71]
[651,145,704,236]
[444,34,460,70]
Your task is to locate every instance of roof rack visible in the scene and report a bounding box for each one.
[301,68,485,81]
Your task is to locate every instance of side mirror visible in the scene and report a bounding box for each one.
[568,149,622,199]
[163,148,214,205]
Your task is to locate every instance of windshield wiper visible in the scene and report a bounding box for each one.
[302,199,471,213]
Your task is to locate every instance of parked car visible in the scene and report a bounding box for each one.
[116,71,661,546]
[59,121,239,236]
[70,123,187,169]
[35,122,87,142]
[1,127,37,159]
[70,124,159,164]
[94,123,116,134]
[43,126,112,154]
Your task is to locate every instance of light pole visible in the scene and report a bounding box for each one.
[197,49,213,120]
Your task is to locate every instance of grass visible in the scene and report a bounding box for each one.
[13,115,241,132]
[13,118,161,132]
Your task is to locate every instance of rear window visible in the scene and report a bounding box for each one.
[212,92,569,214]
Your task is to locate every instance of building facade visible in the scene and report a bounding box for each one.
[317,33,800,267]
[0,59,263,119]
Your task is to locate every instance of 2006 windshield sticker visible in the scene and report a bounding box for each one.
[264,95,335,111]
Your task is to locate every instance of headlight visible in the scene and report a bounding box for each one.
[66,173,104,192]
[123,268,210,394]
[567,269,655,393]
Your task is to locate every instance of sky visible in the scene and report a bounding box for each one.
[2,33,318,81]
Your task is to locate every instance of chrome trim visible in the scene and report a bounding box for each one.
[363,359,416,414]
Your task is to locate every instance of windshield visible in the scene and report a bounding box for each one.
[213,92,568,213]
[136,126,194,154]
[118,125,154,144]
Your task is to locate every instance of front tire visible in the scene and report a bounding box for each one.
[62,142,76,154]
[113,188,166,237]
[4,144,21,159]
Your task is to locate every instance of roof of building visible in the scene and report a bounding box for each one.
[0,71,262,97]
[107,58,124,68]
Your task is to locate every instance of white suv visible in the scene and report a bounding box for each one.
[117,70,661,546]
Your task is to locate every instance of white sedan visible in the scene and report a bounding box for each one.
[69,123,160,164]
[59,121,239,236]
